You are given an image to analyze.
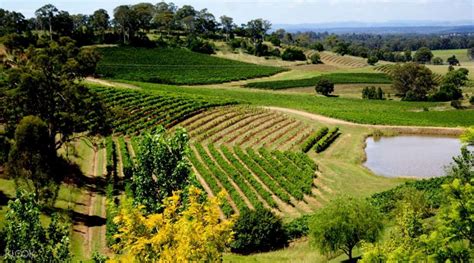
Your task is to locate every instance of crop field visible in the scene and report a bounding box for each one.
[244,72,391,89]
[89,85,238,134]
[96,47,284,85]
[177,106,314,150]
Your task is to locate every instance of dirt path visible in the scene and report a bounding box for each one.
[265,106,465,136]
[85,77,140,90]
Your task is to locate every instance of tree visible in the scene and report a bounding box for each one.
[153,2,176,34]
[246,19,271,50]
[310,42,324,52]
[220,15,234,41]
[174,5,197,33]
[447,55,460,66]
[441,68,469,88]
[35,4,59,40]
[231,207,287,254]
[281,47,306,61]
[112,186,234,262]
[432,57,443,65]
[367,56,379,65]
[132,126,194,214]
[310,52,322,64]
[310,197,383,260]
[468,47,474,60]
[90,9,109,42]
[391,62,436,101]
[2,37,109,155]
[0,9,28,36]
[4,190,70,262]
[6,116,59,205]
[52,11,74,36]
[404,49,412,61]
[114,5,138,44]
[334,42,350,56]
[362,86,384,100]
[131,3,155,32]
[315,78,334,96]
[413,47,433,64]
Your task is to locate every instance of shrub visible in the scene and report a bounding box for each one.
[367,56,379,65]
[284,215,311,240]
[231,207,288,254]
[314,127,340,153]
[310,53,322,64]
[187,38,214,54]
[429,84,463,102]
[470,96,474,105]
[451,100,462,109]
[315,78,334,96]
[362,86,384,100]
[432,57,443,65]
[281,47,306,61]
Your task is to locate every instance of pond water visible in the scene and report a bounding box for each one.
[364,135,469,178]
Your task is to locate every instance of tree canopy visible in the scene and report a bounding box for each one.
[391,62,436,101]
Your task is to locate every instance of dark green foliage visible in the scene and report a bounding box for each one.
[413,47,433,64]
[284,214,311,240]
[315,78,334,96]
[0,132,10,165]
[186,37,214,54]
[132,126,193,214]
[430,84,463,101]
[432,57,443,65]
[470,96,474,105]
[105,183,119,247]
[392,62,436,101]
[301,127,329,153]
[367,56,379,65]
[333,42,350,56]
[447,55,460,66]
[7,116,60,206]
[4,191,70,262]
[281,47,306,61]
[310,42,324,52]
[245,73,391,90]
[362,86,385,100]
[231,207,287,254]
[310,197,383,260]
[450,100,462,109]
[370,176,450,213]
[310,53,322,64]
[314,127,340,153]
[118,137,133,179]
[96,47,283,85]
[105,137,117,180]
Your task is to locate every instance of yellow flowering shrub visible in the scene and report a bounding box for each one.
[110,186,234,262]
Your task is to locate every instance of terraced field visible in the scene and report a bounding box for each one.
[96,47,284,85]
[313,51,368,68]
[177,106,314,150]
[90,85,237,134]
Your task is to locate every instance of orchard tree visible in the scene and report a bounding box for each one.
[112,186,234,262]
[310,197,383,261]
[4,191,70,262]
[132,126,195,213]
[315,78,334,96]
[413,47,433,64]
[2,37,110,160]
[391,62,436,101]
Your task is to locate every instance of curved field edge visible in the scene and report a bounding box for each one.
[96,46,285,85]
[114,80,474,128]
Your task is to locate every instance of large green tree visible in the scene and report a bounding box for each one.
[413,47,433,64]
[131,126,195,213]
[2,37,109,152]
[90,9,109,42]
[310,197,383,260]
[35,4,59,40]
[391,62,436,101]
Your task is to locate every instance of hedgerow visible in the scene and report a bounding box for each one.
[301,127,329,153]
[314,127,341,153]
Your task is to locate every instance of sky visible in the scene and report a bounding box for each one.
[1,0,473,25]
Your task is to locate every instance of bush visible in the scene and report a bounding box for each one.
[310,42,324,52]
[281,47,306,61]
[432,57,443,65]
[362,86,384,100]
[231,207,288,254]
[367,56,379,65]
[284,215,311,240]
[429,84,463,102]
[451,100,462,109]
[310,53,322,64]
[187,38,214,54]
[315,78,334,96]
[470,96,474,105]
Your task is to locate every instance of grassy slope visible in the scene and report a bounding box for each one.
[129,81,474,127]
[96,47,284,85]
[431,49,471,63]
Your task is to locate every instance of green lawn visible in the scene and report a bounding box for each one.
[126,81,474,127]
[431,49,472,63]
[96,46,284,85]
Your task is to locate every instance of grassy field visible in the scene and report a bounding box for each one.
[431,49,472,63]
[127,81,474,127]
[245,72,391,89]
[96,47,284,85]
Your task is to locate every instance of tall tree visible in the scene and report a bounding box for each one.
[246,19,271,49]
[131,2,155,32]
[391,62,436,101]
[0,9,28,36]
[413,47,433,64]
[195,8,217,37]
[310,197,383,260]
[153,2,176,33]
[132,126,195,213]
[2,37,109,152]
[220,15,234,41]
[113,5,137,43]
[35,4,59,40]
[90,9,109,42]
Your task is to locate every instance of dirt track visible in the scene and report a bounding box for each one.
[265,106,465,136]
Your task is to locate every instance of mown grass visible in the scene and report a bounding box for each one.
[245,72,391,89]
[130,81,474,127]
[96,46,284,85]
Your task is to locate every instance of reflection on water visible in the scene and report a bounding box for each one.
[364,135,470,178]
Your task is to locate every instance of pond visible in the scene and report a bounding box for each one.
[364,135,469,178]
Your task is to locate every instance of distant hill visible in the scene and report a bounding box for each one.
[273,21,474,34]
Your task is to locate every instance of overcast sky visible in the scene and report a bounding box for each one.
[1,0,473,25]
